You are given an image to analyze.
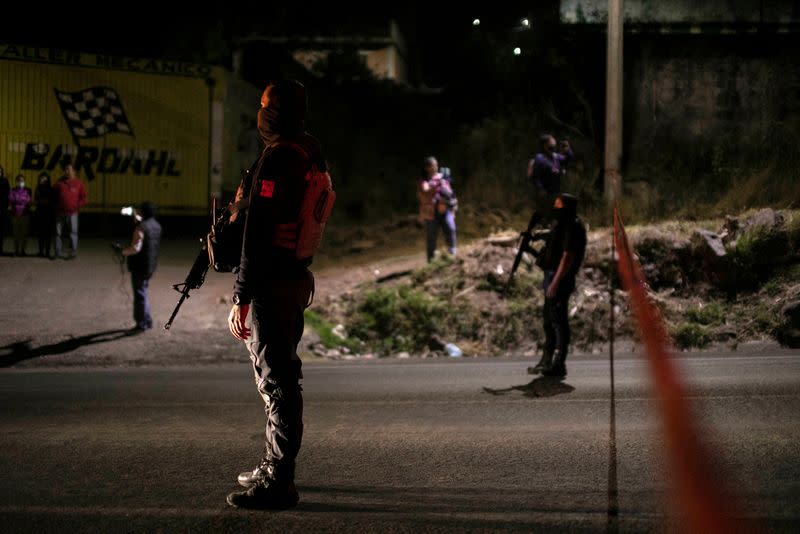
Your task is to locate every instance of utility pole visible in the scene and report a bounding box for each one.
[604,0,624,207]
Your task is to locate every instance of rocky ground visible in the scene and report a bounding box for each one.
[307,208,800,359]
[1,208,796,367]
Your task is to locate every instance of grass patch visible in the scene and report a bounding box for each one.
[751,305,781,335]
[762,278,783,297]
[411,255,454,285]
[684,302,727,326]
[673,322,712,350]
[347,285,444,354]
[446,302,484,341]
[726,221,792,291]
[787,212,800,252]
[305,309,361,352]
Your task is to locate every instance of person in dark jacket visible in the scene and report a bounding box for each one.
[526,134,573,228]
[226,80,323,510]
[0,165,9,256]
[528,193,586,378]
[118,202,162,331]
[34,172,55,258]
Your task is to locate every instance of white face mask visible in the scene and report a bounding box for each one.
[17,182,25,188]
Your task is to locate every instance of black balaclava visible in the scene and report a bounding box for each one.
[140,202,157,220]
[553,193,578,223]
[257,80,307,147]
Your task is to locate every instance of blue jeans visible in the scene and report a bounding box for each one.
[425,210,457,262]
[54,213,78,257]
[131,273,152,329]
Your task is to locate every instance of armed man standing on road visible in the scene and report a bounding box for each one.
[226,80,334,510]
[115,202,161,332]
[528,193,586,378]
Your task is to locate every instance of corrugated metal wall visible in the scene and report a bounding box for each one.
[0,58,211,214]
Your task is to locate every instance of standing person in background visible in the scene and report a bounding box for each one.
[526,134,573,228]
[34,172,55,258]
[114,202,162,332]
[0,165,9,256]
[8,174,32,256]
[417,156,457,262]
[53,164,87,260]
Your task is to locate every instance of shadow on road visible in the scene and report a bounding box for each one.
[0,329,142,367]
[482,376,576,398]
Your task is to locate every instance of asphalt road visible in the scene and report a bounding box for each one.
[1,351,799,532]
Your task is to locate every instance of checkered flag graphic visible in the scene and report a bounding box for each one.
[53,86,134,144]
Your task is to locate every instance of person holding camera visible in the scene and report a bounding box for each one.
[527,134,573,228]
[113,202,161,331]
[417,156,457,262]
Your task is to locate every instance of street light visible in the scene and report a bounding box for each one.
[513,47,522,56]
[472,18,481,27]
[521,18,530,27]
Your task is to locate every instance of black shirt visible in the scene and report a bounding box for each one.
[0,177,9,211]
[540,217,587,285]
[233,133,325,303]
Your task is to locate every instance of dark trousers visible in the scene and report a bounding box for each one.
[543,271,574,359]
[131,273,152,329]
[245,271,314,482]
[0,212,6,254]
[425,210,457,262]
[11,215,29,255]
[37,212,53,257]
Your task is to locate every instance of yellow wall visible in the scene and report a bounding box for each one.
[0,48,212,214]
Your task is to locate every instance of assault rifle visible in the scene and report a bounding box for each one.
[164,240,210,330]
[164,161,258,330]
[503,212,550,295]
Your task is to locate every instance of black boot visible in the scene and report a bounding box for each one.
[237,456,273,487]
[528,349,554,375]
[542,350,567,378]
[227,474,299,510]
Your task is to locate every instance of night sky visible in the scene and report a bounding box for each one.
[4,1,556,87]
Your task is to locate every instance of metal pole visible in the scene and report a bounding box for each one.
[607,221,619,532]
[604,0,624,208]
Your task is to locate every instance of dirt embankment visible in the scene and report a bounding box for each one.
[306,209,800,358]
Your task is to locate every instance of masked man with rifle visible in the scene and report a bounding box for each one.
[226,80,334,510]
[528,194,586,378]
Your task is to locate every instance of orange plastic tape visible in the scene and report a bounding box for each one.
[613,206,748,533]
